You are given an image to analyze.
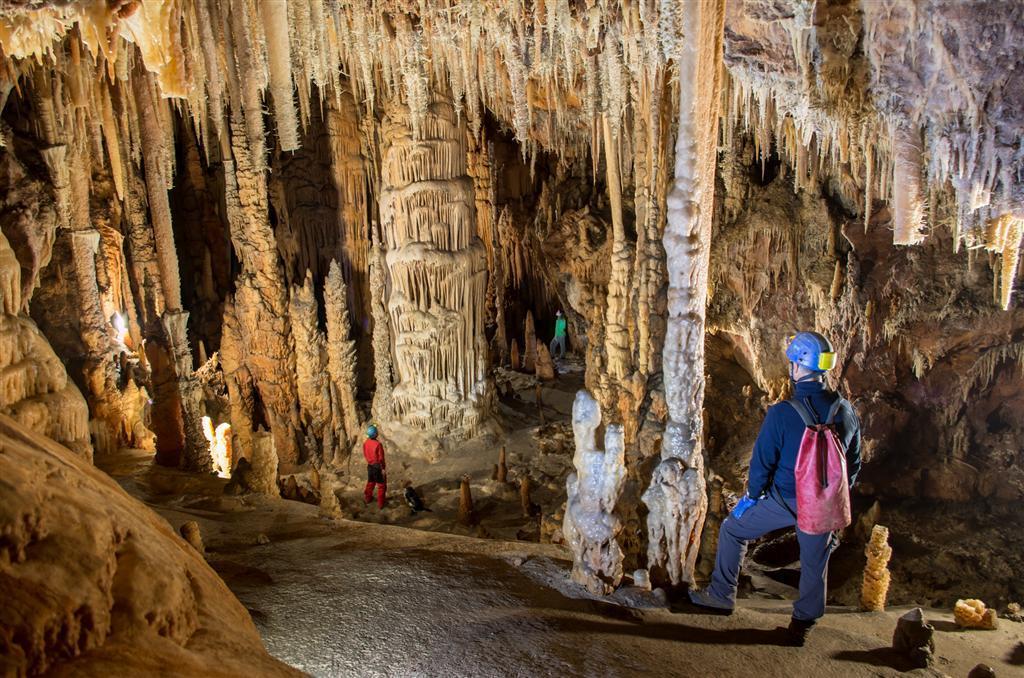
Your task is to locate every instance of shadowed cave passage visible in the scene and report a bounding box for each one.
[0,0,1022,676]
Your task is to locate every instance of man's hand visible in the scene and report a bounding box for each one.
[731,494,757,519]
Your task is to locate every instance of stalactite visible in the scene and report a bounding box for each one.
[324,260,360,461]
[262,0,300,152]
[984,214,1024,310]
[132,62,182,311]
[892,126,927,246]
[644,0,726,586]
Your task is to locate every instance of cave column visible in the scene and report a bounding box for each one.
[217,0,301,465]
[378,91,490,438]
[133,63,209,471]
[643,0,726,586]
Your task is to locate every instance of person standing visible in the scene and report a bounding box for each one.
[549,309,568,359]
[363,425,387,509]
[688,331,862,646]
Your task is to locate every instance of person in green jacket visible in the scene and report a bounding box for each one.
[549,310,567,359]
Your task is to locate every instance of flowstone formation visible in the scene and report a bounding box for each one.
[379,91,490,439]
[563,390,626,595]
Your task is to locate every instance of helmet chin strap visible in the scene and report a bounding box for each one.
[790,362,822,384]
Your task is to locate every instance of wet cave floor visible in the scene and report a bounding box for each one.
[98,452,1024,678]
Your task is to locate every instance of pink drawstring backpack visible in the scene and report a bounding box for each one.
[787,398,852,535]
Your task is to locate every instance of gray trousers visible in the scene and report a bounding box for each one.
[549,335,566,359]
[709,487,837,621]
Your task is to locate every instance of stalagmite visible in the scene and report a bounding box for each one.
[510,339,521,371]
[378,91,490,438]
[324,261,360,459]
[861,524,893,611]
[497,446,508,484]
[892,608,935,669]
[179,521,206,555]
[524,311,537,374]
[644,0,726,586]
[520,474,537,518]
[563,390,627,595]
[289,272,332,455]
[458,474,476,526]
[536,343,556,381]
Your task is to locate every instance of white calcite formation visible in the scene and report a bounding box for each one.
[644,0,725,586]
[563,390,627,595]
[379,91,490,439]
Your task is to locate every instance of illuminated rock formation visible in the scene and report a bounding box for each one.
[563,390,626,595]
[954,599,999,630]
[861,525,893,611]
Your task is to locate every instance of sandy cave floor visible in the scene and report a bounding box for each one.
[98,448,1024,678]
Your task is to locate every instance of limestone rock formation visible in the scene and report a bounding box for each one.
[179,520,205,556]
[225,431,279,497]
[862,524,893,611]
[563,390,626,595]
[954,599,999,630]
[0,218,90,458]
[536,344,556,381]
[0,413,297,676]
[892,607,935,669]
[379,92,490,439]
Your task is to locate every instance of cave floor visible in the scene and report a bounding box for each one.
[99,450,1024,678]
[328,356,588,542]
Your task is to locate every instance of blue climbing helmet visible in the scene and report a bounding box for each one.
[367,424,378,439]
[785,331,836,373]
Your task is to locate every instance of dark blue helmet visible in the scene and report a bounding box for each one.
[367,424,378,439]
[785,332,836,372]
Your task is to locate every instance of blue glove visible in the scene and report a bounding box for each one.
[731,494,757,519]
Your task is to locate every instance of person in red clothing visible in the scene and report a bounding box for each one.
[363,424,387,508]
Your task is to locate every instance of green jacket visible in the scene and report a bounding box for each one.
[554,316,567,337]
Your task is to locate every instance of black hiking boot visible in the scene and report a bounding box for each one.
[786,617,816,646]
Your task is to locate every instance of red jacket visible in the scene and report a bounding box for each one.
[363,438,385,467]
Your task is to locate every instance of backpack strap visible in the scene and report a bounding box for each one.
[825,397,847,426]
[786,398,818,427]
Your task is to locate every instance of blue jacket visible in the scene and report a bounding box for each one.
[747,381,862,499]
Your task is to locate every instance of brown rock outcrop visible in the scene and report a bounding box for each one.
[0,413,297,676]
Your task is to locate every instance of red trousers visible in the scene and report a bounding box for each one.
[364,481,386,508]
